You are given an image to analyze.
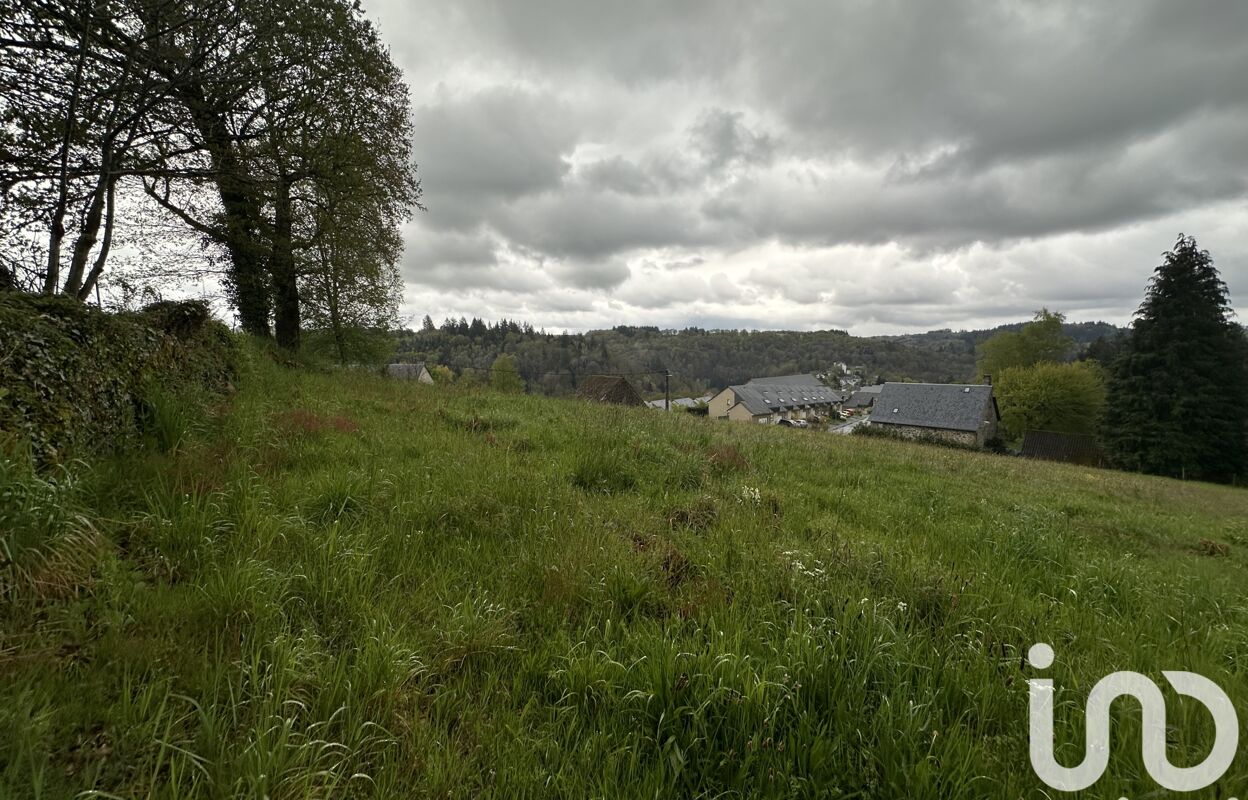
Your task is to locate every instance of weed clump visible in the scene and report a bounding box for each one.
[438,408,517,433]
[570,451,637,494]
[708,443,748,473]
[0,457,105,602]
[666,495,719,532]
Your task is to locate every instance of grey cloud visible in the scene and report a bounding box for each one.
[547,258,632,290]
[492,190,719,260]
[403,228,498,270]
[411,87,578,230]
[689,109,776,172]
[409,261,549,293]
[578,157,657,195]
[368,0,1248,330]
[455,0,750,86]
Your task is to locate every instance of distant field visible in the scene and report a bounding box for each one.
[3,350,1247,798]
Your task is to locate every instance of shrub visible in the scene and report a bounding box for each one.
[0,294,238,465]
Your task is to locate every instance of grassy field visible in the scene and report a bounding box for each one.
[3,349,1248,798]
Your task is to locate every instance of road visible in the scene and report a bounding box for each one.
[830,415,869,435]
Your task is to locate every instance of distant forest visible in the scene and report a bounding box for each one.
[394,317,1123,398]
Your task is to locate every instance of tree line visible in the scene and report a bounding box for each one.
[1,0,420,355]
[394,315,1120,399]
[981,236,1247,485]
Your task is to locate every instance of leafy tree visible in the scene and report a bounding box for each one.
[994,361,1107,442]
[1104,235,1248,483]
[1,0,419,350]
[1081,334,1125,367]
[301,326,394,366]
[490,354,524,393]
[427,364,454,383]
[976,309,1074,379]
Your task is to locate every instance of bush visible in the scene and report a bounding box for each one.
[0,294,238,465]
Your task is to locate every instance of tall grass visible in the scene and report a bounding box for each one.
[2,349,1247,797]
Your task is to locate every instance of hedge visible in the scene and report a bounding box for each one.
[0,292,239,465]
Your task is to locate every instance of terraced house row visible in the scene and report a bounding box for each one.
[707,374,844,424]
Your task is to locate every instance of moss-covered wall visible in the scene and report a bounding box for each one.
[0,293,239,465]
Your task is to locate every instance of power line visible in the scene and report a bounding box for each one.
[404,361,673,379]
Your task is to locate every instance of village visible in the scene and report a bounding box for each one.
[385,359,1103,465]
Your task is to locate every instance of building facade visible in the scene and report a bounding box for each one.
[709,374,843,424]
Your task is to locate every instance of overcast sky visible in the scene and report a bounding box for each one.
[364,0,1248,335]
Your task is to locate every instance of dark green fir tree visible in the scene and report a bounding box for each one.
[1104,235,1248,483]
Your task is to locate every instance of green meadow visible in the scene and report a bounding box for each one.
[3,349,1247,798]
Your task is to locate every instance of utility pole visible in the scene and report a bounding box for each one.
[664,370,671,412]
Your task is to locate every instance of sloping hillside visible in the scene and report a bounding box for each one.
[392,320,1126,397]
[3,351,1246,798]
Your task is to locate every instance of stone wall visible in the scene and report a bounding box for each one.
[871,423,979,448]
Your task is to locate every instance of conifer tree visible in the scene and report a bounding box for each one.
[1104,235,1248,483]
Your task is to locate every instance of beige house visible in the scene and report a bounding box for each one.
[709,374,843,424]
[867,382,1000,447]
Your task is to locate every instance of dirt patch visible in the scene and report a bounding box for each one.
[1197,538,1230,557]
[277,408,360,435]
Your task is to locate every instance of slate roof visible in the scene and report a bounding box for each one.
[729,380,843,415]
[844,385,883,408]
[577,375,645,406]
[868,383,998,433]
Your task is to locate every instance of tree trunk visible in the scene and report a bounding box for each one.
[183,87,271,336]
[44,0,93,294]
[320,242,347,364]
[76,174,117,301]
[63,142,113,296]
[270,178,300,350]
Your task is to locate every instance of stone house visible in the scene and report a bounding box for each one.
[386,362,433,383]
[868,382,1000,447]
[577,375,646,406]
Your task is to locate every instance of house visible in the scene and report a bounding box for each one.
[1020,431,1105,467]
[867,382,1000,447]
[708,374,843,424]
[386,361,433,383]
[577,375,646,406]
[844,384,883,411]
